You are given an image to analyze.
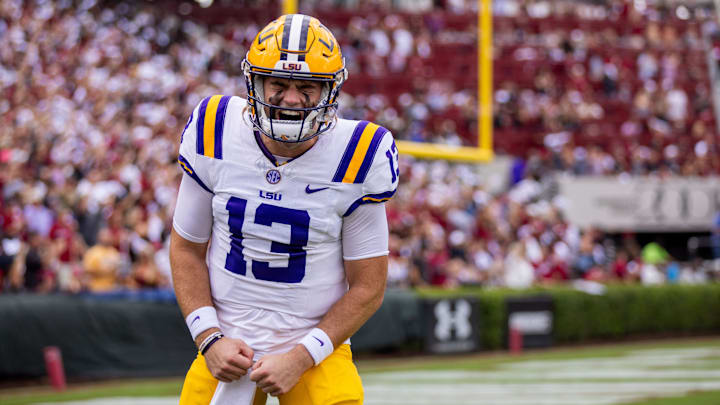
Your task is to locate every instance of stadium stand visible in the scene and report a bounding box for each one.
[0,0,718,294]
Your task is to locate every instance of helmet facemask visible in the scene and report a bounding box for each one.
[243,61,346,143]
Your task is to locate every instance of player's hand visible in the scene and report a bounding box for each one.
[249,345,314,397]
[204,337,254,383]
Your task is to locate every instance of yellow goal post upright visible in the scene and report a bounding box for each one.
[283,0,493,163]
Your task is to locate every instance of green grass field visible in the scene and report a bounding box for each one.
[2,337,720,405]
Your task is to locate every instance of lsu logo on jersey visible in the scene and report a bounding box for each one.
[259,190,282,201]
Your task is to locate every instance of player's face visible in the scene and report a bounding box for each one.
[263,77,323,121]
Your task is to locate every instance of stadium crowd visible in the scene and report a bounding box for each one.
[0,0,718,294]
[319,0,720,175]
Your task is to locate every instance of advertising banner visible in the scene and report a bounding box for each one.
[423,297,480,354]
[557,176,720,231]
[505,295,554,349]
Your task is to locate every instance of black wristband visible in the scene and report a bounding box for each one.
[201,334,223,355]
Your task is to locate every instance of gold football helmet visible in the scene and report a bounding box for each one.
[242,14,347,143]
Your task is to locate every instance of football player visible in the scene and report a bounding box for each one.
[170,14,399,405]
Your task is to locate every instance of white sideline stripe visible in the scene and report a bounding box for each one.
[364,369,720,380]
[504,347,720,369]
[34,398,280,405]
[364,381,720,394]
[366,395,653,405]
[35,400,177,405]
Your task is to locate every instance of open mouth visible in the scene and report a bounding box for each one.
[276,109,304,121]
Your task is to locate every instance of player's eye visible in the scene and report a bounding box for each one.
[270,81,287,91]
[300,86,319,96]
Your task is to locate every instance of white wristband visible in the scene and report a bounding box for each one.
[299,328,334,366]
[185,306,220,340]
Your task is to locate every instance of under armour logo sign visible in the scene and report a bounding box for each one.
[434,299,472,341]
[313,336,324,346]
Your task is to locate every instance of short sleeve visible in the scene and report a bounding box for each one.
[342,202,389,260]
[172,173,213,243]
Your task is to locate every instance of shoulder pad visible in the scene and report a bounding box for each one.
[195,95,232,160]
[177,96,233,194]
[340,124,399,216]
[332,120,389,184]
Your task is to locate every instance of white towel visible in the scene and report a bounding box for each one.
[209,374,258,405]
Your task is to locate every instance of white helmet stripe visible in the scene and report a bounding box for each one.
[285,14,305,62]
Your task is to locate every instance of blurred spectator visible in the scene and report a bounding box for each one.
[50,209,86,293]
[610,249,639,282]
[640,240,671,285]
[83,228,122,293]
[503,242,534,288]
[642,240,671,266]
[129,246,167,289]
[7,233,56,293]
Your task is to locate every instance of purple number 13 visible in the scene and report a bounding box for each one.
[224,197,309,283]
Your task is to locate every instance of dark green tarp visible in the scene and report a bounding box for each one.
[0,289,421,379]
[0,294,195,379]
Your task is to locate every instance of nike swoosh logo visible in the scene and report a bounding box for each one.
[191,316,200,325]
[305,185,329,194]
[313,336,325,346]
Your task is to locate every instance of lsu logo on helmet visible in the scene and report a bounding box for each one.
[242,15,348,143]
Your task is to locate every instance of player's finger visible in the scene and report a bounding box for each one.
[249,365,270,383]
[259,382,277,394]
[236,342,255,360]
[210,371,232,383]
[227,353,253,370]
[268,386,283,397]
[216,371,244,381]
[253,374,271,390]
[228,366,249,379]
[217,373,235,382]
[218,362,248,380]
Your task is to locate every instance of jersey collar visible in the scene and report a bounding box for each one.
[253,130,320,167]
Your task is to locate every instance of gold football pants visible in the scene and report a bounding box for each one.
[179,344,363,405]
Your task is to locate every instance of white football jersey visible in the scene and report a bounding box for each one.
[177,95,399,356]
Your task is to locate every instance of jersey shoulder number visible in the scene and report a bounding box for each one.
[332,120,399,216]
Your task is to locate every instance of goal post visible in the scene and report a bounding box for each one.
[397,0,493,162]
[283,0,493,162]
